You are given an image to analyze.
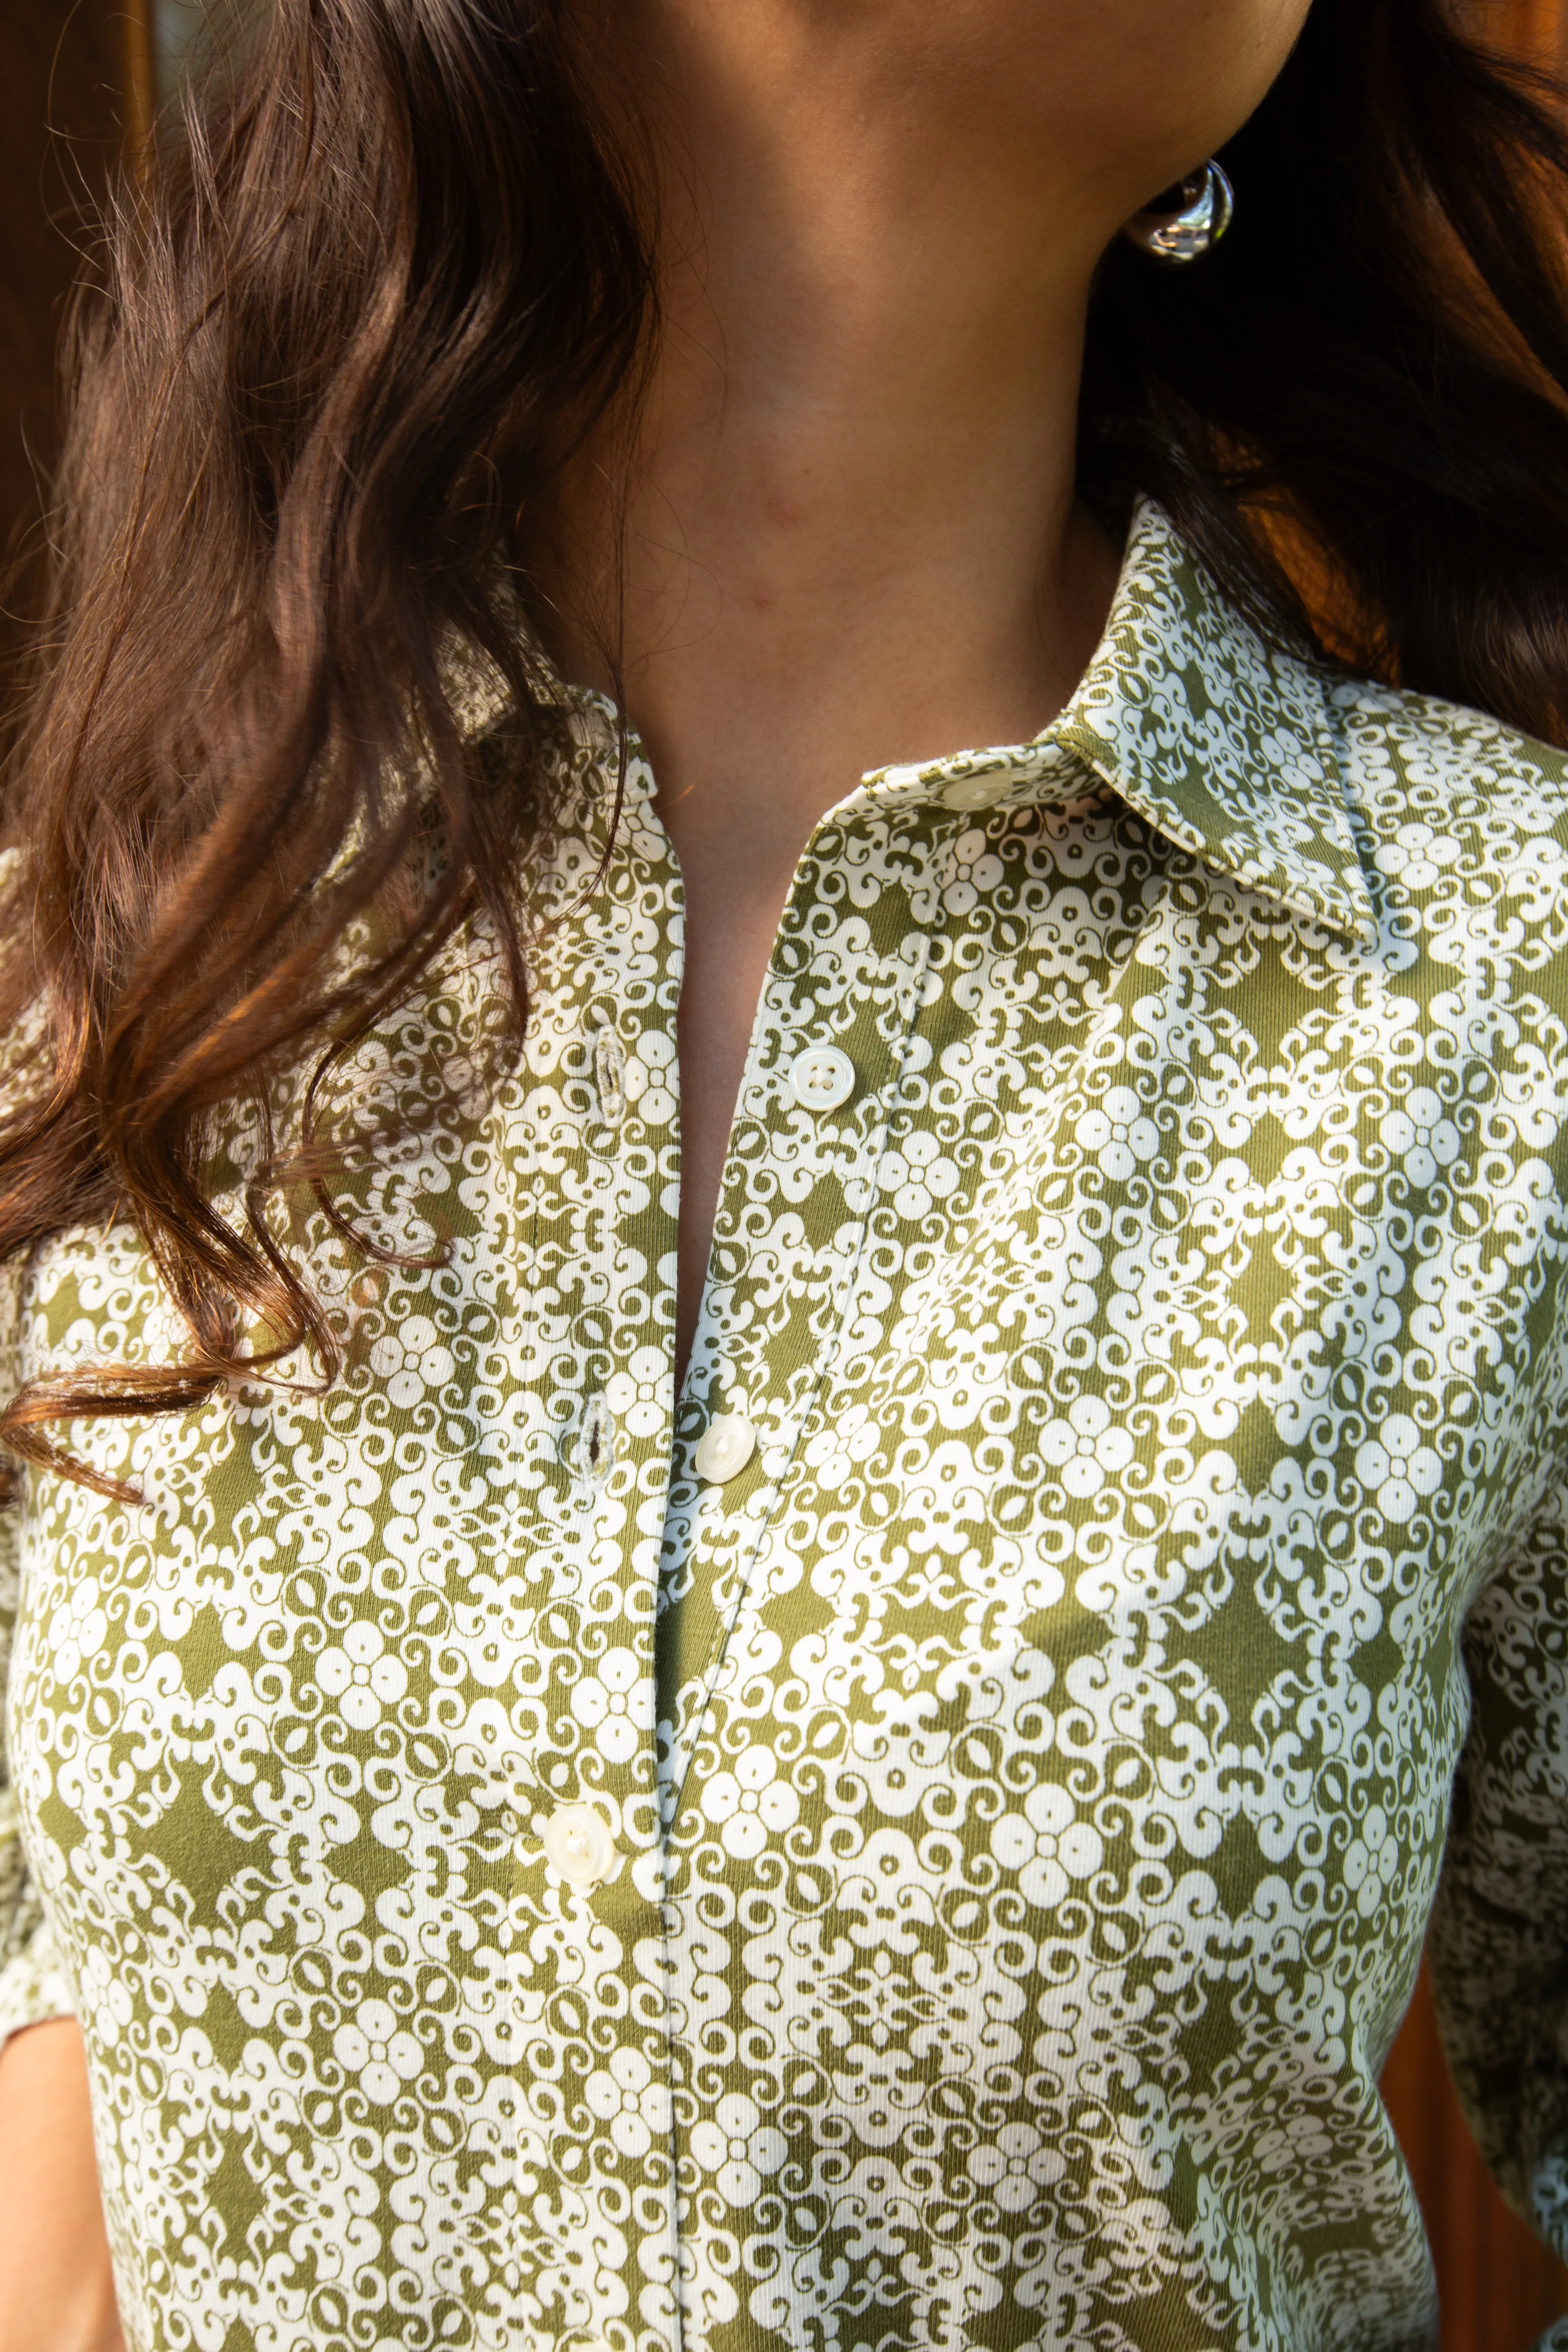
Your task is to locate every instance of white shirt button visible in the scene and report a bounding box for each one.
[537,1802,621,1889]
[941,775,1006,811]
[694,1412,757,1484]
[788,1045,855,1113]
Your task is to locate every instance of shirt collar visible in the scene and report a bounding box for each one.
[453,501,1380,949]
[1051,500,1378,947]
[860,501,1379,948]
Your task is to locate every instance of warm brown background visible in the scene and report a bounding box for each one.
[6,1,1568,2346]
[0,0,123,630]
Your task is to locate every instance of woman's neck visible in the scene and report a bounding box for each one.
[546,0,1125,820]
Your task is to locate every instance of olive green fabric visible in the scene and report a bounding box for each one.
[4,501,1568,2351]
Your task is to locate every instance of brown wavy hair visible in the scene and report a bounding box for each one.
[3,0,1568,1489]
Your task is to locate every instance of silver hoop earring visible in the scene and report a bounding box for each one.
[1122,161,1234,264]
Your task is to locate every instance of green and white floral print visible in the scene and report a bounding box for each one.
[4,502,1568,2352]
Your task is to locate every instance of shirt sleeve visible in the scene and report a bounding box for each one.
[1426,1477,1568,2271]
[0,1255,74,2049]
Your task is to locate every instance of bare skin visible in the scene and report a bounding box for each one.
[0,0,1314,2328]
[0,2019,122,2351]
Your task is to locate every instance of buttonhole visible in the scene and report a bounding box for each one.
[580,1394,615,1484]
[593,1025,627,1128]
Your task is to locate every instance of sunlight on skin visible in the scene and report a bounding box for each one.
[0,2018,122,2352]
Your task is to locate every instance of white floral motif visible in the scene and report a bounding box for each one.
[316,1620,409,1728]
[1040,1395,1136,1500]
[583,2046,673,2161]
[1077,1083,1159,1180]
[47,1578,107,1686]
[332,1999,423,2105]
[368,1314,456,1407]
[78,1943,134,2049]
[1354,1414,1444,1525]
[1343,1806,1401,1921]
[1380,1087,1461,1189]
[942,826,1005,916]
[879,1127,962,1222]
[569,1644,643,1764]
[969,2123,1066,2214]
[991,1783,1105,1909]
[1372,820,1461,892]
[690,2092,788,2205]
[623,1024,677,1126]
[604,1346,670,1441]
[700,1747,800,1859]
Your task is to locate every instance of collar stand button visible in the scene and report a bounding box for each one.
[941,775,1007,811]
[694,1412,757,1485]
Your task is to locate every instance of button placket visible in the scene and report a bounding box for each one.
[500,737,683,2352]
[659,862,944,1812]
[660,771,1038,1854]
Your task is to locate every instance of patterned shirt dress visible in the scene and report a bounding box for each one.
[3,503,1568,2352]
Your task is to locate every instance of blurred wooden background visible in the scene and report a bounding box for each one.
[5,0,1568,2347]
[1502,0,1568,56]
[0,0,120,632]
